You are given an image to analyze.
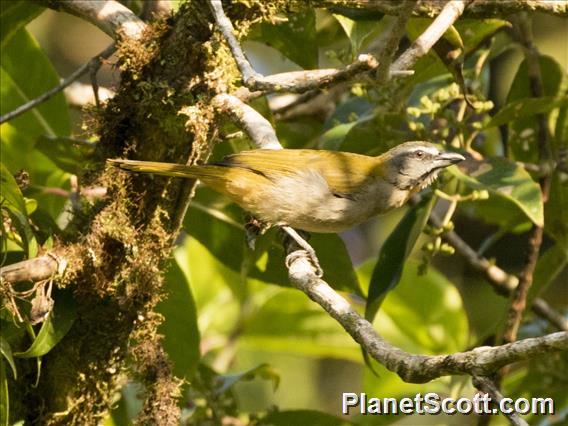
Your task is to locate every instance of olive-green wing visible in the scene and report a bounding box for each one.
[218,149,382,194]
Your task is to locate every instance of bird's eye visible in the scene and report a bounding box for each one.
[415,150,424,158]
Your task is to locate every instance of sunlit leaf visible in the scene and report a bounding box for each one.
[15,290,76,358]
[365,196,434,323]
[360,260,468,354]
[240,286,361,362]
[1,28,71,219]
[449,157,543,226]
[0,0,43,48]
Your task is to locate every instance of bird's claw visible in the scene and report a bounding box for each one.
[285,249,324,278]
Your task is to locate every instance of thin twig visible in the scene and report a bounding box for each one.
[375,0,418,83]
[0,44,115,124]
[429,211,567,331]
[207,0,259,85]
[208,0,412,94]
[430,211,518,294]
[473,376,529,426]
[503,14,553,345]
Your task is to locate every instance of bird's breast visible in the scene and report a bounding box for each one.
[245,170,408,233]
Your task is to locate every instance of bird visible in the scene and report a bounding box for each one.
[109,141,464,233]
[109,141,464,275]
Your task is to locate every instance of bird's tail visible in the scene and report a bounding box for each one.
[108,158,224,180]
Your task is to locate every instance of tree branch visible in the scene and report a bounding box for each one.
[430,211,568,332]
[391,0,471,72]
[0,254,64,284]
[316,0,568,18]
[284,241,568,383]
[42,0,147,41]
[375,0,418,82]
[212,94,283,150]
[0,44,115,124]
[503,13,554,344]
[473,376,529,426]
[208,0,412,95]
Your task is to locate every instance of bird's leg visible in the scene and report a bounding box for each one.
[244,215,270,250]
[281,226,323,278]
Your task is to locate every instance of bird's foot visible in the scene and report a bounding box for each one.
[281,226,323,278]
[244,216,270,250]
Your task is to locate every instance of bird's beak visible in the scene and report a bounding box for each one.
[435,152,465,167]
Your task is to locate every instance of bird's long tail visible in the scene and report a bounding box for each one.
[108,158,223,180]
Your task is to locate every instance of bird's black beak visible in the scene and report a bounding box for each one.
[435,152,465,167]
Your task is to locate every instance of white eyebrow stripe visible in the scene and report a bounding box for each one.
[407,146,439,155]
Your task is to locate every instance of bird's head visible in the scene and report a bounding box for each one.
[380,141,465,191]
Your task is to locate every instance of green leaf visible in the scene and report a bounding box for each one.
[15,290,76,358]
[448,157,544,226]
[240,286,361,362]
[156,254,200,381]
[334,14,380,57]
[248,10,318,69]
[1,28,70,141]
[0,1,43,48]
[184,195,246,274]
[320,97,376,150]
[454,19,511,55]
[486,96,568,129]
[544,171,568,248]
[0,337,16,380]
[361,260,468,354]
[507,56,564,103]
[320,121,360,151]
[259,410,352,426]
[35,136,95,175]
[0,359,8,426]
[1,28,71,219]
[365,196,434,323]
[0,162,38,257]
[217,364,279,395]
[361,260,468,397]
[255,232,362,295]
[505,56,565,163]
[528,244,568,305]
[0,162,25,214]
